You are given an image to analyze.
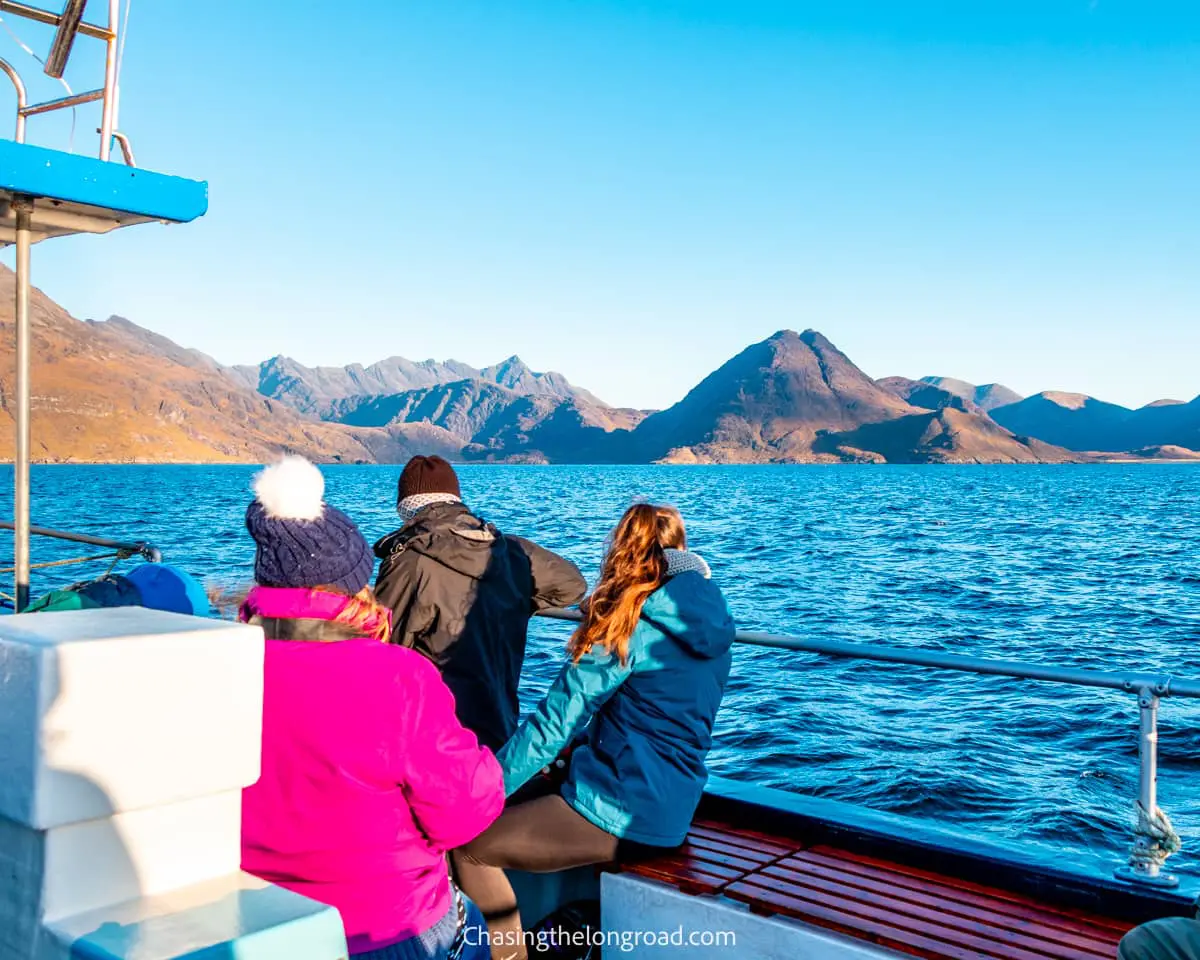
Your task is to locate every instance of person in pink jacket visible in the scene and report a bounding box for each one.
[238,457,505,959]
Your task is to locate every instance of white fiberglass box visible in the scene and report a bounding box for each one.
[0,607,264,828]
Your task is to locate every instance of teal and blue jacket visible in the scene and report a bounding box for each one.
[497,570,735,847]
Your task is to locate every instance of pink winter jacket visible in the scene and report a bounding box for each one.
[239,587,505,953]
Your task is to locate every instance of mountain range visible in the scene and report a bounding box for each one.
[1,264,1196,464]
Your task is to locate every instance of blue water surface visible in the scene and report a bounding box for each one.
[3,463,1199,877]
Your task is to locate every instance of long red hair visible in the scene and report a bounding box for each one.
[568,503,686,664]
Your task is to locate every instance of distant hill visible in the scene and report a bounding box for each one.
[328,378,643,462]
[920,377,1023,412]
[0,266,461,463]
[878,375,1021,413]
[630,330,915,462]
[1131,399,1200,451]
[231,352,603,419]
[1,269,1191,463]
[1124,445,1200,461]
[629,330,1066,463]
[815,408,1073,464]
[877,376,983,415]
[989,392,1200,453]
[989,392,1135,451]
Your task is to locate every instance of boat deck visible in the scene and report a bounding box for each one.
[620,819,1133,959]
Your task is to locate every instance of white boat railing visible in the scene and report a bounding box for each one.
[537,606,1196,889]
[0,521,160,608]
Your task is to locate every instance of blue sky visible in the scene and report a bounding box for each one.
[2,0,1197,410]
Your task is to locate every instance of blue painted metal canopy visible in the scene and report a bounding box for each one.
[0,140,208,246]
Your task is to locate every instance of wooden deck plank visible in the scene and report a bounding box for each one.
[804,846,1133,935]
[682,832,785,867]
[616,821,1130,960]
[677,841,771,872]
[777,853,1127,942]
[777,849,1123,940]
[629,852,747,883]
[753,864,1117,959]
[726,878,1115,960]
[623,861,729,894]
[688,821,799,858]
[725,880,1008,960]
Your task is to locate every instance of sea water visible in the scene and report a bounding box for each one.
[4,463,1199,877]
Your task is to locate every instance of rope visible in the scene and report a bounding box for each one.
[1128,801,1182,874]
[114,0,131,88]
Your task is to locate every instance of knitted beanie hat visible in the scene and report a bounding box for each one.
[245,457,375,596]
[397,455,461,503]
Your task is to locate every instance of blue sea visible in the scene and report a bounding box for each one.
[5,464,1200,879]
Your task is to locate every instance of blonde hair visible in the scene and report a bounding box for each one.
[329,587,392,643]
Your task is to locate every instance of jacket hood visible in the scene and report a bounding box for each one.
[640,572,735,659]
[240,586,391,642]
[243,585,352,621]
[374,501,501,581]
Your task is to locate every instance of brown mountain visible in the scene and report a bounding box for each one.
[330,379,644,462]
[814,408,1073,464]
[631,330,916,462]
[233,351,605,420]
[0,273,1128,464]
[630,330,1066,464]
[877,376,1026,415]
[990,391,1200,453]
[877,376,984,415]
[0,266,461,463]
[1124,445,1200,461]
[919,377,1022,412]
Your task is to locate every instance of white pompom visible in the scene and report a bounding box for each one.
[253,456,325,521]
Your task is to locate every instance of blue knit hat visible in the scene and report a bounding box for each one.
[244,457,375,596]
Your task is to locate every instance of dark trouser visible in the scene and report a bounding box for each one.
[453,792,618,960]
[1118,918,1200,960]
[454,776,675,960]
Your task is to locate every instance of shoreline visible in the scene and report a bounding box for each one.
[0,459,1197,468]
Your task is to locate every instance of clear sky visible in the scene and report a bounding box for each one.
[2,0,1197,410]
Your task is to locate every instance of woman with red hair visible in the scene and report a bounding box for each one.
[454,503,736,959]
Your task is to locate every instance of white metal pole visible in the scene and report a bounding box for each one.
[98,0,119,160]
[13,197,33,612]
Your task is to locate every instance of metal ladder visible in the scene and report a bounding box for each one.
[0,0,134,163]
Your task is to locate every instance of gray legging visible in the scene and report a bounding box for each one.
[1119,917,1200,960]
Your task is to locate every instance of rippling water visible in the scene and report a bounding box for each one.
[5,464,1199,877]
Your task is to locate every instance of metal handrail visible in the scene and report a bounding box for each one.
[0,56,27,142]
[0,0,125,161]
[536,606,1193,887]
[540,608,1200,698]
[0,521,160,562]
